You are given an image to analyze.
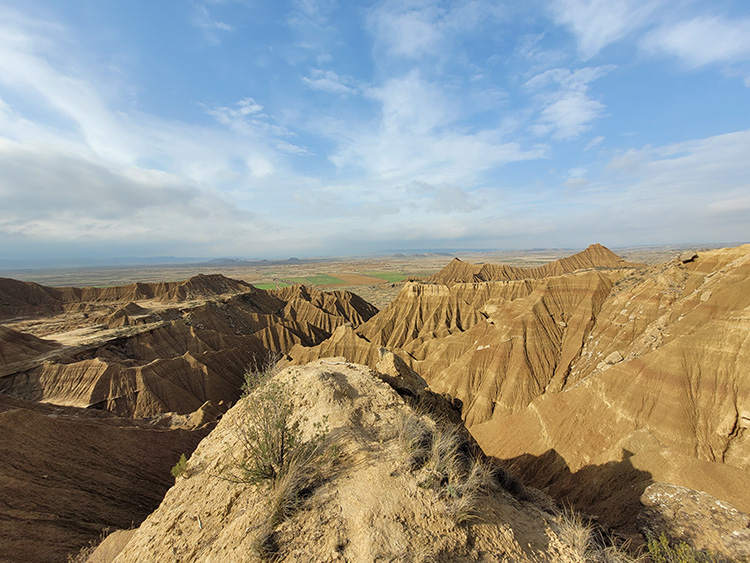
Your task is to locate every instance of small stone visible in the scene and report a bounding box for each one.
[604,351,624,365]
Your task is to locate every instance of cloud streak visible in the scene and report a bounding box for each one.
[642,16,750,68]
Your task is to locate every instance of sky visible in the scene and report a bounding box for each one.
[0,0,749,261]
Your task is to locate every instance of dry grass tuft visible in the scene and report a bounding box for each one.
[397,412,495,524]
[532,508,643,563]
[66,527,113,563]
[222,363,340,561]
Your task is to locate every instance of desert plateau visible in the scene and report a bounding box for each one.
[1,244,749,562]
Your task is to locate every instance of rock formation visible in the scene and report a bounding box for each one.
[427,243,642,284]
[3,244,750,560]
[101,361,615,563]
[0,278,377,418]
[0,275,380,562]
[284,244,750,555]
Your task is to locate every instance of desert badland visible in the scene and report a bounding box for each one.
[1,243,749,562]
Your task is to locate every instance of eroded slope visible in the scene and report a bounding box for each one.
[107,361,594,563]
[0,395,209,563]
[285,244,750,553]
[0,277,377,417]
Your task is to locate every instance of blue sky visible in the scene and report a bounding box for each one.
[0,0,749,260]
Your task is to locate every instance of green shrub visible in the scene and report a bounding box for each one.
[646,533,721,563]
[234,377,312,485]
[241,352,282,398]
[170,453,188,479]
[227,368,332,561]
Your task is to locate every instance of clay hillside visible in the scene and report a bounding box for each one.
[427,243,643,284]
[93,360,636,563]
[0,274,376,562]
[286,243,750,558]
[2,245,750,562]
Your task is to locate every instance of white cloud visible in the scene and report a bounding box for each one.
[191,2,234,44]
[550,0,662,59]
[535,91,604,139]
[368,0,503,60]
[370,3,442,59]
[0,139,263,248]
[642,16,750,68]
[525,66,613,140]
[326,71,543,184]
[0,12,316,255]
[288,0,337,28]
[708,192,750,215]
[514,33,567,68]
[564,176,589,189]
[204,98,310,154]
[598,130,750,235]
[411,181,479,213]
[302,69,355,94]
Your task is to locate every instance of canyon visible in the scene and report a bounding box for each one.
[1,244,748,561]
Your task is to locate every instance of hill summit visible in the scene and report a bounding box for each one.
[428,243,642,284]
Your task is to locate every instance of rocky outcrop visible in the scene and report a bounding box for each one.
[638,483,750,560]
[0,274,256,321]
[103,361,593,563]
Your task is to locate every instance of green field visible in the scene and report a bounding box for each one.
[252,282,291,290]
[288,274,347,286]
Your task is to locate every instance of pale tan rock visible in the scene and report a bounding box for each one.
[603,351,623,364]
[110,362,559,563]
[638,482,750,560]
[679,250,698,263]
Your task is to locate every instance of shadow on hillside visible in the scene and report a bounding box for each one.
[499,448,653,540]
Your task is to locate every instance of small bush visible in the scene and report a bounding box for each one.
[224,367,332,560]
[171,453,188,479]
[397,412,493,524]
[646,533,722,563]
[230,376,327,486]
[241,352,282,398]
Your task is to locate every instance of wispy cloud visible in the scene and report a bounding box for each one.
[0,1,747,259]
[642,16,750,69]
[191,1,234,45]
[302,69,356,95]
[327,70,542,184]
[584,135,604,151]
[368,0,504,61]
[592,129,750,239]
[550,0,662,59]
[0,11,304,253]
[525,66,614,139]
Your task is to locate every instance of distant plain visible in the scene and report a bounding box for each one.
[0,243,731,310]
